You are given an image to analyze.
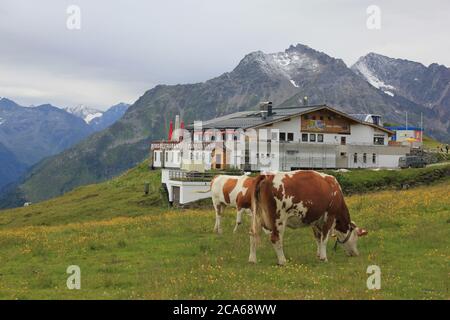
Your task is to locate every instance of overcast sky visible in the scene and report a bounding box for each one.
[1,0,449,110]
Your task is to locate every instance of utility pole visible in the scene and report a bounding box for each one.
[405,111,408,130]
[420,112,423,143]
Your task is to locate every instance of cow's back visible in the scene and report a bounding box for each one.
[211,175,254,208]
[255,170,345,226]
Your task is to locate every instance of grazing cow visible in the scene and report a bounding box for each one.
[209,175,256,234]
[249,170,368,265]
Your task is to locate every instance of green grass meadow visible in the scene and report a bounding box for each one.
[0,163,449,299]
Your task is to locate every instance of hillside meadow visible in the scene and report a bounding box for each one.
[0,162,448,299]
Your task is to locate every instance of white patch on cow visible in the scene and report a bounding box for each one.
[228,176,248,207]
[210,175,252,234]
[272,173,286,195]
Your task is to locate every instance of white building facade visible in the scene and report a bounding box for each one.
[152,104,409,172]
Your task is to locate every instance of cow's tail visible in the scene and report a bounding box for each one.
[195,188,211,194]
[194,175,218,193]
[250,174,267,244]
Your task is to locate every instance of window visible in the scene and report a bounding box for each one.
[211,135,215,141]
[304,115,309,120]
[341,137,346,145]
[363,153,367,163]
[312,116,316,120]
[222,132,226,141]
[233,135,238,141]
[280,132,286,141]
[374,137,385,145]
[310,134,316,142]
[271,132,278,141]
[302,133,308,142]
[317,134,324,143]
[320,116,324,120]
[372,153,376,164]
[165,151,168,162]
[328,116,333,120]
[353,153,358,164]
[287,133,294,141]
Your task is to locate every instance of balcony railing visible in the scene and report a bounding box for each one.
[169,170,243,182]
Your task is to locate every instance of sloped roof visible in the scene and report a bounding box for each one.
[187,104,393,134]
[187,105,324,130]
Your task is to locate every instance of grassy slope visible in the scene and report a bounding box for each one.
[0,182,448,299]
[0,161,167,229]
[0,163,449,299]
[423,135,442,150]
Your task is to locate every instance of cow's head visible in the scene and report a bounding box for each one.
[339,221,368,257]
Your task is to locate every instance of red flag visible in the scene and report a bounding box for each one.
[168,120,173,140]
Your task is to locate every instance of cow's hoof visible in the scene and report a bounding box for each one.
[277,259,287,266]
[248,257,257,264]
[319,257,328,262]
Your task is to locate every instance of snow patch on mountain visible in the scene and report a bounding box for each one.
[0,117,4,125]
[290,79,299,88]
[64,105,104,124]
[352,59,395,91]
[84,112,103,124]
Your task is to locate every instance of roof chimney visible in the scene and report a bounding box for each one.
[303,96,308,106]
[259,101,273,119]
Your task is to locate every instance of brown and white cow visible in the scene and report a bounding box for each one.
[249,170,368,265]
[210,175,256,234]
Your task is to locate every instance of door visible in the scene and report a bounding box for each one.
[172,186,180,205]
[336,151,348,168]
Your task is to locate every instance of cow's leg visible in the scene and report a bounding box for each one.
[213,203,224,234]
[318,231,330,262]
[233,208,246,233]
[317,217,335,262]
[271,219,287,266]
[312,227,322,258]
[249,215,261,263]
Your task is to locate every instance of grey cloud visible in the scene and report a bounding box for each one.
[1,0,449,110]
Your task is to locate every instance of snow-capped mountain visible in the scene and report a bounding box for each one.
[351,52,450,126]
[64,103,130,130]
[64,105,103,124]
[351,54,396,96]
[89,103,130,131]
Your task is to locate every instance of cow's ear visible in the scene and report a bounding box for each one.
[356,228,368,237]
